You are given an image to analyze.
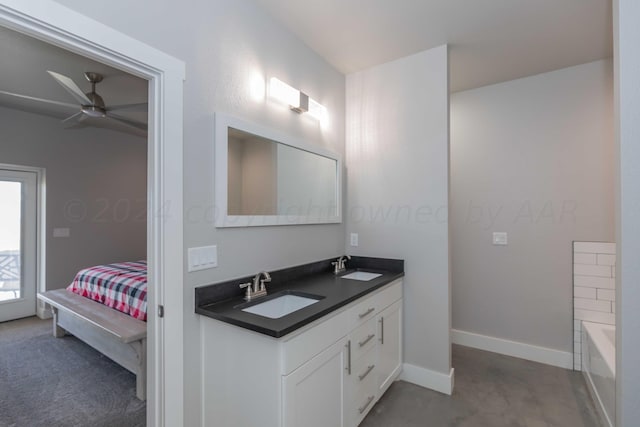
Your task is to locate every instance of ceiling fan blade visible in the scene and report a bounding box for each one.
[62,112,89,130]
[107,102,148,112]
[47,70,92,105]
[105,112,148,134]
[61,111,85,124]
[0,90,78,109]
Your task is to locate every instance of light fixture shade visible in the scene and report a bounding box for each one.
[292,92,309,114]
[308,97,328,122]
[268,77,328,123]
[269,77,300,108]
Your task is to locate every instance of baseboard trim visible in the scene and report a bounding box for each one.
[451,329,573,370]
[400,363,454,395]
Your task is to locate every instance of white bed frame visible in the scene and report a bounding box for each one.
[37,289,147,400]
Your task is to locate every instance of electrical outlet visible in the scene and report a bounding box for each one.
[492,232,508,246]
[350,233,359,247]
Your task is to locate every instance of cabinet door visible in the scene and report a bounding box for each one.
[377,300,402,395]
[283,337,348,427]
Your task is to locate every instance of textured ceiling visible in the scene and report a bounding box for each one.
[252,0,613,92]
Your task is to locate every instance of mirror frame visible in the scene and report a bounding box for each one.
[215,113,342,227]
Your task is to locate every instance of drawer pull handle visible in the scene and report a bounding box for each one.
[359,307,375,318]
[345,340,352,375]
[359,333,375,347]
[358,364,375,381]
[358,395,375,414]
[379,317,384,344]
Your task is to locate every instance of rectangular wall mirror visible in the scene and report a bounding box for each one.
[215,113,342,227]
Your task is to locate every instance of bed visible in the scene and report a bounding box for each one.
[67,261,148,321]
[37,261,148,400]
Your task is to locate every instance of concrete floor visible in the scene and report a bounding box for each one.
[361,345,601,427]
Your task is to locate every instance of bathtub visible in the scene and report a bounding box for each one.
[582,321,615,427]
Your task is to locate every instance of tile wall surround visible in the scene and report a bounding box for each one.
[573,241,616,370]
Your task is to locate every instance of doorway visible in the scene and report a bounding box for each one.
[0,167,39,322]
[0,2,185,425]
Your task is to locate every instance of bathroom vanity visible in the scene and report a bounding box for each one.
[195,257,404,427]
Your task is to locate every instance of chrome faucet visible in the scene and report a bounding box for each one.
[332,255,351,274]
[240,271,271,301]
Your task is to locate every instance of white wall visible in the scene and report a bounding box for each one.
[450,60,614,356]
[0,105,147,290]
[346,46,452,388]
[52,0,346,424]
[614,0,640,424]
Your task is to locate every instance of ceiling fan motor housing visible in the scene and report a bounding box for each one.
[83,91,106,117]
[84,71,103,84]
[83,72,106,117]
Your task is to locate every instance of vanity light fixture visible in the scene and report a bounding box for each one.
[269,77,327,122]
[269,77,300,109]
[307,97,328,122]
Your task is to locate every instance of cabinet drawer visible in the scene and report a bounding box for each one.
[348,279,403,330]
[350,318,377,362]
[349,345,378,393]
[349,296,378,329]
[349,348,378,426]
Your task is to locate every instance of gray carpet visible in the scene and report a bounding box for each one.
[0,316,145,427]
[361,344,602,427]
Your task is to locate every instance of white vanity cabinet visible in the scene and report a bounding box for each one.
[344,282,402,426]
[377,299,402,395]
[282,337,349,427]
[201,278,403,427]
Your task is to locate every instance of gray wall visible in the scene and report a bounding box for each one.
[53,0,346,423]
[450,60,614,352]
[0,105,147,290]
[346,46,451,378]
[614,0,640,424]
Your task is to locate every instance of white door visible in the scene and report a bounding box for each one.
[0,169,38,322]
[282,337,348,427]
[377,300,402,395]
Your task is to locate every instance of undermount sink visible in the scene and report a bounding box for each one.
[341,271,382,281]
[242,293,321,319]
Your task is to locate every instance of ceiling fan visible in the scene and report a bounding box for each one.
[0,70,147,135]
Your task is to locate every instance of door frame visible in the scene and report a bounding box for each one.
[0,163,44,321]
[0,2,185,426]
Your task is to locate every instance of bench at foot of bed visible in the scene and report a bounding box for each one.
[37,289,147,401]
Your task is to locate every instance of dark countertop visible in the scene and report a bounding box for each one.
[195,257,404,338]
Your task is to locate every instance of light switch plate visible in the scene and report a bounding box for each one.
[188,245,218,272]
[492,232,508,246]
[350,233,359,247]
